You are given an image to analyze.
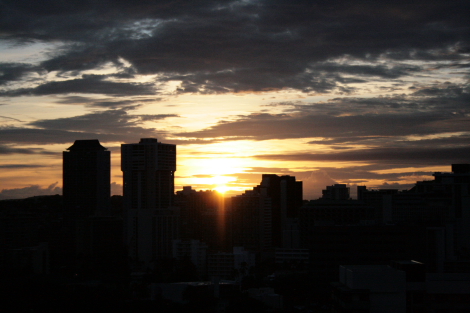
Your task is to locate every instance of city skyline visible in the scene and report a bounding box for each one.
[1,0,469,199]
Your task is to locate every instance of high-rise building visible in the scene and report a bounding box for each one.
[231,174,303,257]
[121,138,178,266]
[63,139,110,218]
[175,186,226,251]
[322,184,350,200]
[122,138,176,210]
[63,139,118,264]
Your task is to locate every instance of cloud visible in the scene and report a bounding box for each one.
[29,108,158,132]
[0,128,122,145]
[54,96,153,108]
[0,63,41,85]
[0,144,56,154]
[0,107,176,146]
[1,0,468,94]
[300,170,337,199]
[254,146,470,165]
[293,166,434,184]
[1,75,157,96]
[176,83,470,148]
[175,112,451,141]
[138,114,179,121]
[0,115,23,122]
[0,0,469,198]
[0,164,46,168]
[309,63,423,79]
[0,182,62,200]
[111,181,122,196]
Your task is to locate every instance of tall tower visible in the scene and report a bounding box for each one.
[63,139,110,218]
[257,174,303,249]
[232,174,303,258]
[63,140,125,275]
[121,138,177,266]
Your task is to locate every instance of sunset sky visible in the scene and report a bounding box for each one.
[1,0,469,200]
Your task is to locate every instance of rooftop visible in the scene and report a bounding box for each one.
[67,139,107,151]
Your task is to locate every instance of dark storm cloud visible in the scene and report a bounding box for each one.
[171,69,338,94]
[0,128,123,145]
[254,146,470,165]
[54,96,162,108]
[0,164,45,168]
[27,109,171,141]
[29,109,176,131]
[139,114,179,121]
[0,63,41,85]
[176,112,455,141]
[0,144,55,155]
[297,166,434,183]
[55,96,135,107]
[1,0,468,94]
[277,83,470,115]
[0,75,156,97]
[0,107,177,146]
[309,63,423,79]
[0,0,236,42]
[306,133,470,146]
[0,109,176,146]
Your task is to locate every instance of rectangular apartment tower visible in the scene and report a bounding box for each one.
[121,138,178,266]
[232,174,303,258]
[63,139,110,218]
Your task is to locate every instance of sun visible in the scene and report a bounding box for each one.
[210,175,235,194]
[214,184,230,194]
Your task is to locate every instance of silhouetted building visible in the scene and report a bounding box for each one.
[122,138,178,266]
[300,224,429,292]
[207,247,255,279]
[332,261,470,313]
[322,184,350,200]
[172,239,208,277]
[358,165,470,259]
[0,209,42,272]
[231,175,303,257]
[331,265,407,313]
[409,164,470,259]
[357,186,399,221]
[175,186,226,251]
[122,138,176,211]
[62,140,125,275]
[300,199,375,227]
[63,139,110,218]
[231,190,264,253]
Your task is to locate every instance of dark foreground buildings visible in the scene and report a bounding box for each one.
[302,164,470,312]
[5,137,470,312]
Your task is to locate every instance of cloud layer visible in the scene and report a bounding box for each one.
[0,0,469,198]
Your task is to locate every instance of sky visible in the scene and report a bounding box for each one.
[0,0,469,200]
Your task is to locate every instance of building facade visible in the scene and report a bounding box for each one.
[231,174,303,258]
[121,138,178,266]
[174,186,226,251]
[63,139,110,218]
